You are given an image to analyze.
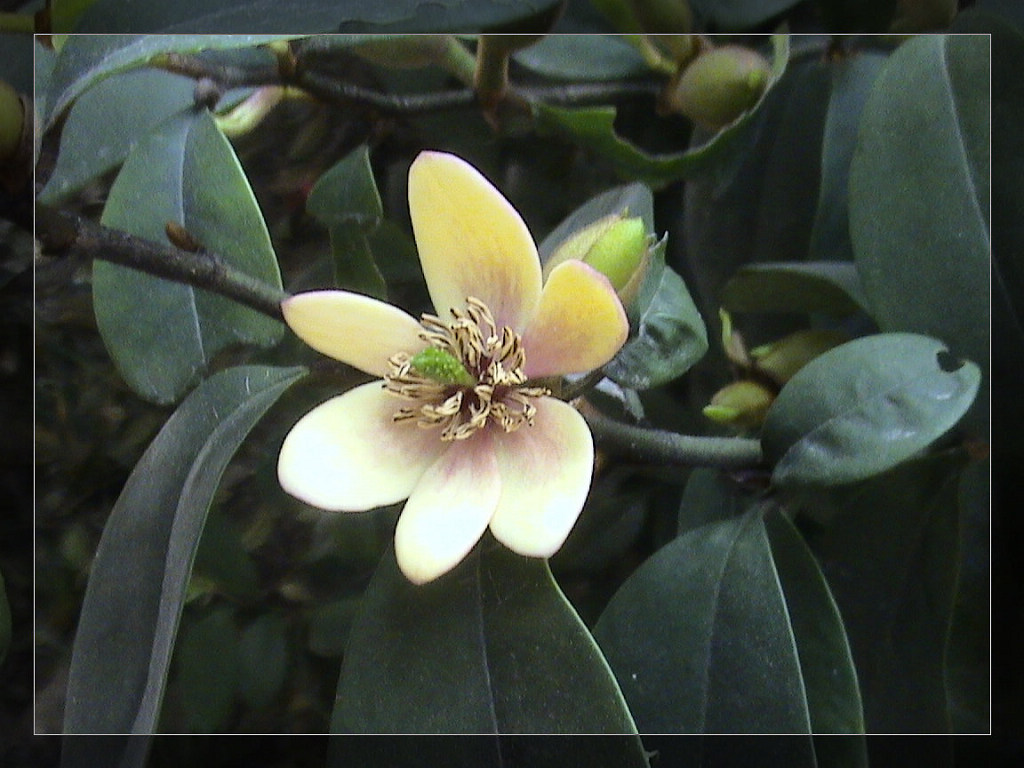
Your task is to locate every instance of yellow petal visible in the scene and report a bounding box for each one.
[408,151,542,330]
[488,398,594,557]
[278,382,444,511]
[521,260,629,379]
[282,291,426,377]
[395,432,502,584]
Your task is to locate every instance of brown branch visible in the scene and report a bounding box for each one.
[35,204,289,322]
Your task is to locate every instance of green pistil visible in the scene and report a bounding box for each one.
[410,347,476,387]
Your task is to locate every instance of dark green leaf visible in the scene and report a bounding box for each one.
[795,450,969,732]
[763,333,980,487]
[513,34,648,80]
[946,457,990,732]
[237,612,290,710]
[720,261,870,316]
[849,35,989,431]
[307,144,388,298]
[764,509,864,734]
[94,110,284,404]
[677,468,747,534]
[334,539,644,740]
[73,0,564,34]
[691,0,803,28]
[535,34,789,188]
[593,507,813,733]
[307,144,383,228]
[44,34,298,127]
[63,365,306,734]
[808,51,887,263]
[38,69,196,203]
[602,244,709,390]
[537,182,655,264]
[326,225,388,300]
[176,606,240,731]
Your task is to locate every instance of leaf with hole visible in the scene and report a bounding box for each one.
[763,333,980,487]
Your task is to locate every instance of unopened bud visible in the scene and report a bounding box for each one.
[703,379,775,430]
[667,45,770,131]
[546,214,651,307]
[214,86,285,138]
[750,329,847,385]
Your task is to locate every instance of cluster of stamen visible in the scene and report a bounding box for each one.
[383,297,550,441]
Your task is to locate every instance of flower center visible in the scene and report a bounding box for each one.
[383,297,550,441]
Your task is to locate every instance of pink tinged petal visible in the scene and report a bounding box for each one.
[408,151,542,330]
[395,431,502,584]
[278,382,444,512]
[521,260,629,379]
[282,290,426,377]
[488,398,595,558]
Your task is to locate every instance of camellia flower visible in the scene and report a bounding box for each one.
[278,151,629,584]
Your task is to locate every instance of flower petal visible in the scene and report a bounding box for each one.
[278,382,444,511]
[282,291,426,377]
[408,151,542,330]
[395,431,501,584]
[488,398,594,558]
[521,260,629,379]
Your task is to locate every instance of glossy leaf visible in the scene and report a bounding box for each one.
[677,468,748,535]
[307,144,387,298]
[44,34,297,127]
[720,261,870,316]
[593,507,813,733]
[72,0,564,34]
[513,34,648,80]
[763,333,980,487]
[808,51,886,263]
[94,110,283,404]
[795,450,969,732]
[63,365,306,734]
[602,244,708,390]
[334,539,643,738]
[535,34,789,188]
[176,606,240,732]
[849,35,990,430]
[764,510,864,734]
[38,68,195,203]
[307,144,383,228]
[690,0,803,29]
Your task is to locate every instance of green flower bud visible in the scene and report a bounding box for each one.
[410,347,476,387]
[546,214,651,306]
[750,329,847,385]
[703,379,775,430]
[667,45,770,131]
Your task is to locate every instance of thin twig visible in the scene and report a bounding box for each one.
[35,204,289,322]
[582,401,764,470]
